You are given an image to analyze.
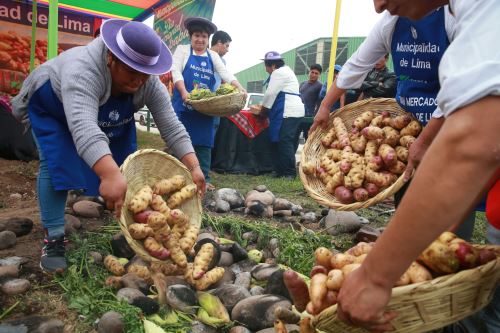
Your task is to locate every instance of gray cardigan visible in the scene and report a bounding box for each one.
[12,38,194,168]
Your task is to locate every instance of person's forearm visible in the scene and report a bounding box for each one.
[363,96,500,289]
[417,116,444,146]
[92,154,120,180]
[174,80,188,98]
[231,80,245,92]
[180,152,201,172]
[319,80,346,114]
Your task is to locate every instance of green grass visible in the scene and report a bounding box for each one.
[136,130,165,150]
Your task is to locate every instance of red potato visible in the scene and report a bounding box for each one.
[449,239,479,269]
[326,269,344,291]
[438,231,457,244]
[378,144,397,167]
[407,262,432,283]
[310,265,329,277]
[301,162,316,176]
[354,253,368,264]
[309,273,328,310]
[361,126,385,140]
[334,186,354,204]
[324,290,339,307]
[341,263,361,277]
[395,146,409,163]
[364,182,380,197]
[394,272,410,286]
[133,209,154,224]
[388,160,406,175]
[283,270,310,313]
[367,156,383,171]
[347,242,373,257]
[339,160,352,174]
[400,120,422,137]
[389,115,412,130]
[400,135,416,148]
[353,188,369,202]
[478,248,497,265]
[314,247,333,269]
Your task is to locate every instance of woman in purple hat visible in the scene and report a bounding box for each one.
[171,17,245,191]
[12,19,204,274]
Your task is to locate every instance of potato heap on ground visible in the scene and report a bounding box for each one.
[127,175,198,266]
[302,110,422,204]
[283,231,498,316]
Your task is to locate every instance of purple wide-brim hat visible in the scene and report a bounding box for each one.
[101,19,172,75]
[184,17,217,35]
[261,51,283,61]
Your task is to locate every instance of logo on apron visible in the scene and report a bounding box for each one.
[411,26,418,39]
[109,109,120,121]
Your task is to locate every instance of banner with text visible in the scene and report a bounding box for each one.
[0,0,101,94]
[153,0,216,94]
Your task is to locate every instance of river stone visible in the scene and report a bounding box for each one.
[300,212,317,224]
[164,276,190,288]
[256,325,300,333]
[273,198,292,211]
[214,198,230,213]
[264,270,290,300]
[324,210,367,236]
[0,217,33,236]
[116,288,144,304]
[274,210,292,217]
[250,286,265,296]
[230,258,256,275]
[0,265,19,279]
[64,214,82,235]
[245,201,273,218]
[214,188,245,209]
[190,321,219,333]
[1,278,30,295]
[131,296,159,315]
[242,231,258,242]
[231,294,292,331]
[166,285,198,314]
[121,273,149,295]
[196,232,217,243]
[265,258,278,265]
[245,190,275,207]
[72,200,103,218]
[291,204,303,216]
[97,311,124,333]
[213,284,252,312]
[229,326,252,333]
[1,316,64,333]
[254,185,268,192]
[355,225,381,243]
[111,233,135,259]
[234,272,251,290]
[219,243,233,252]
[88,251,103,264]
[261,248,273,261]
[218,251,234,267]
[251,264,281,281]
[231,242,248,262]
[0,231,16,250]
[0,257,28,269]
[211,268,236,288]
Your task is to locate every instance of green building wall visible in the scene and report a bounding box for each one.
[235,36,394,93]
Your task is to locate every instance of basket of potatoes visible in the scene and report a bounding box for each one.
[119,149,202,266]
[300,98,422,210]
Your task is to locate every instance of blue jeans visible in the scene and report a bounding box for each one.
[34,135,67,237]
[194,145,212,183]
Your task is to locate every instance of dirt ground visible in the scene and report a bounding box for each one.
[0,158,102,331]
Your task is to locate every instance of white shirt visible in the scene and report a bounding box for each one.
[171,44,236,85]
[336,8,455,118]
[262,66,305,118]
[438,0,500,116]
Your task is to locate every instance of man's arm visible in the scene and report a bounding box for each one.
[337,96,500,331]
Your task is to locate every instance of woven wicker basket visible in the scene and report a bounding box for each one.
[119,149,202,263]
[187,91,246,117]
[312,246,500,333]
[300,98,413,211]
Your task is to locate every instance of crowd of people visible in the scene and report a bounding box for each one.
[10,0,499,331]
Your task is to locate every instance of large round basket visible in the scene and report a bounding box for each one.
[300,98,413,211]
[186,91,246,117]
[119,149,202,263]
[312,246,500,333]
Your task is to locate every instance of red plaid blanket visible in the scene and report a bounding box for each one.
[228,110,269,139]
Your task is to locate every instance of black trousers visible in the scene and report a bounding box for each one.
[271,117,302,178]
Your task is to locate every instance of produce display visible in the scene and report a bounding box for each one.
[302,110,422,204]
[104,174,225,291]
[284,231,498,316]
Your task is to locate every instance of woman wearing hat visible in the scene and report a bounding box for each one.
[258,51,305,179]
[12,20,204,273]
[171,17,245,191]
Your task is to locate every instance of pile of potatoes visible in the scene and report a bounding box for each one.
[283,231,498,316]
[126,175,199,268]
[302,111,422,204]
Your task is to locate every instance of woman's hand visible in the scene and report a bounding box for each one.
[181,90,189,102]
[99,170,127,218]
[309,104,330,135]
[403,135,428,182]
[190,165,206,198]
[337,265,397,332]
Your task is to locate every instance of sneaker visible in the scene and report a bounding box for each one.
[40,235,67,274]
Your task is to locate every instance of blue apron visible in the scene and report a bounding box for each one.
[391,7,448,125]
[28,80,137,195]
[172,47,216,147]
[268,91,301,142]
